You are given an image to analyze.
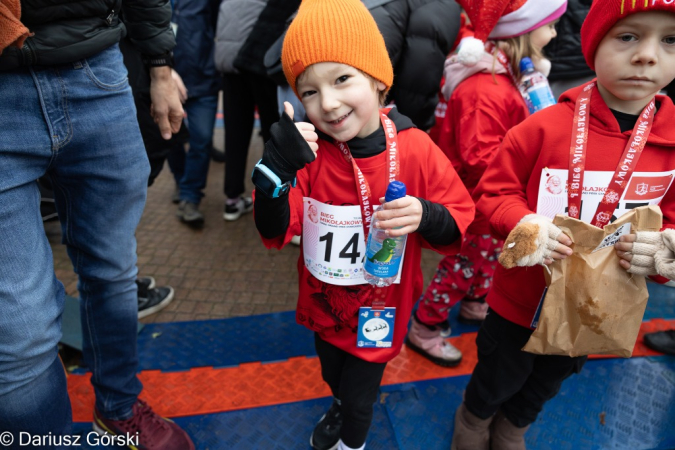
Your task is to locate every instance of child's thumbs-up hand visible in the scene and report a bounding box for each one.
[258,101,318,185]
[285,102,319,156]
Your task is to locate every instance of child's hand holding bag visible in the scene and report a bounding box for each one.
[616,229,675,279]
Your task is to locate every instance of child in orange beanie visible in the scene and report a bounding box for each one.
[453,1,675,449]
[251,0,474,449]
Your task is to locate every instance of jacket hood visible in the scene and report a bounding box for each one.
[442,53,508,100]
[559,81,675,147]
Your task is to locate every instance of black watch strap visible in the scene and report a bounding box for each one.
[142,52,174,68]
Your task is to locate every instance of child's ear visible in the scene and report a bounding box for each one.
[376,81,386,92]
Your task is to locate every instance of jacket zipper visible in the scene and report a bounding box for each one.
[105,9,115,26]
[22,39,37,66]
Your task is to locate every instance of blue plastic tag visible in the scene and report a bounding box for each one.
[530,287,548,329]
[356,307,396,348]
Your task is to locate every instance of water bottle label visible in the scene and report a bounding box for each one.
[528,86,556,112]
[357,307,396,348]
[301,198,404,286]
[364,236,403,278]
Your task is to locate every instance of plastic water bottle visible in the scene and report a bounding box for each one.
[519,57,556,114]
[364,181,407,287]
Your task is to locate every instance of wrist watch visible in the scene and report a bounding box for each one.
[251,160,296,198]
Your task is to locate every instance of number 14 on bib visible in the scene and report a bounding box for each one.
[302,197,404,286]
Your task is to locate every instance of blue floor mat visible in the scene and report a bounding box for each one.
[381,356,675,450]
[73,357,675,450]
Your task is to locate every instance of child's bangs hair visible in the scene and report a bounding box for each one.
[492,33,545,80]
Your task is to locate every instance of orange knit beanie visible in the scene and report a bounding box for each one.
[281,0,393,98]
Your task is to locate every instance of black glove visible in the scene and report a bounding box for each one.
[261,111,316,182]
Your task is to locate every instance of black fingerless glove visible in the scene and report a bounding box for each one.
[261,111,316,182]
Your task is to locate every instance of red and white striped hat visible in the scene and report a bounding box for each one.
[456,0,568,66]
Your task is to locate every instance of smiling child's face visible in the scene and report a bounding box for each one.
[297,62,386,142]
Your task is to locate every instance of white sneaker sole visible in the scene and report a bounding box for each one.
[138,287,175,319]
[223,206,253,221]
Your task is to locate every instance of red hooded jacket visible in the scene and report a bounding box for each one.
[474,83,675,329]
[442,69,530,234]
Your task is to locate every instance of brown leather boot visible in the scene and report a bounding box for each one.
[450,403,492,450]
[490,410,530,450]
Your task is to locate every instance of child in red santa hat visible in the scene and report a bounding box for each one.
[407,0,566,367]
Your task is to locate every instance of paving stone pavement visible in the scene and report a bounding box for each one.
[46,129,444,324]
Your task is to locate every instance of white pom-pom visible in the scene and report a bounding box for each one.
[457,37,486,66]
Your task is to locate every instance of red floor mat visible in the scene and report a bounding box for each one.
[68,318,674,422]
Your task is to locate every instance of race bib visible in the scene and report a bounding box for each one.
[302,198,403,286]
[537,168,675,223]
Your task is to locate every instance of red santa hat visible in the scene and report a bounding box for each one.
[582,0,675,71]
[456,0,568,66]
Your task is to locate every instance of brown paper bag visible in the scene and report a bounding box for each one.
[523,205,662,357]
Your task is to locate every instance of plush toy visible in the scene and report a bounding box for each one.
[498,214,562,269]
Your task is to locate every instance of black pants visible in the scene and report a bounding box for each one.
[221,72,279,199]
[464,309,587,427]
[314,333,387,448]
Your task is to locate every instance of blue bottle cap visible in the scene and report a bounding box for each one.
[385,181,406,202]
[519,57,534,73]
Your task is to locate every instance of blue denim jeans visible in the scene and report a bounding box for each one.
[178,94,218,204]
[0,44,148,444]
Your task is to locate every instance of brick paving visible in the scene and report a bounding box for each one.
[46,128,443,324]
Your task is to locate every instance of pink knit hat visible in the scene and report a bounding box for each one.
[582,0,675,70]
[456,0,568,66]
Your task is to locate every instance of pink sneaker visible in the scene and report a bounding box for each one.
[405,315,462,367]
[458,296,488,325]
[93,400,195,450]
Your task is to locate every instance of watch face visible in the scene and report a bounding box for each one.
[252,167,280,197]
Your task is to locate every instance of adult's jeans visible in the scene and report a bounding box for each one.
[178,94,218,204]
[0,44,148,446]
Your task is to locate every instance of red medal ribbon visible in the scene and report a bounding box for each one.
[335,109,399,245]
[567,82,656,228]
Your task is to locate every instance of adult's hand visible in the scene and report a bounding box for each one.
[171,69,188,103]
[149,66,184,140]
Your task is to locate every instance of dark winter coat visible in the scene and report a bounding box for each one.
[214,0,267,74]
[233,0,300,76]
[545,0,595,82]
[367,0,461,130]
[173,0,222,98]
[0,0,175,71]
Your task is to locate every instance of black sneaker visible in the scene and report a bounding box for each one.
[138,286,175,319]
[644,330,675,355]
[223,197,253,221]
[177,201,204,226]
[310,400,342,450]
[136,276,156,296]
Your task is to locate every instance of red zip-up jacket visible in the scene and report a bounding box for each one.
[475,83,675,329]
[443,72,529,234]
